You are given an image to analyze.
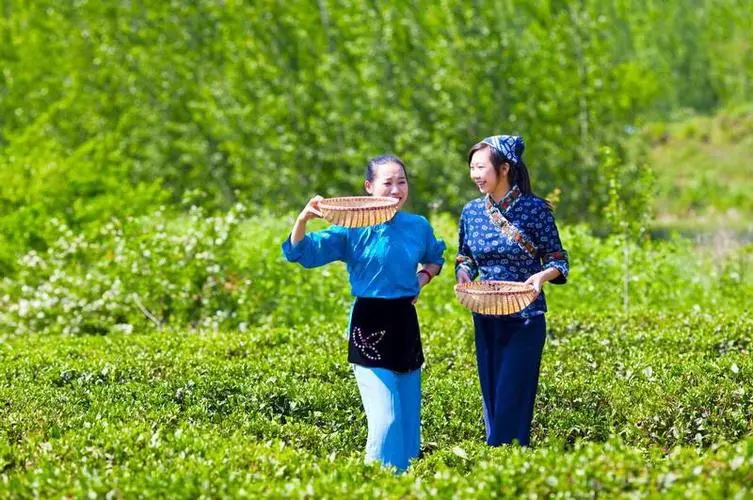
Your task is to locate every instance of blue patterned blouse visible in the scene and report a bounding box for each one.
[456,185,569,317]
[283,211,446,299]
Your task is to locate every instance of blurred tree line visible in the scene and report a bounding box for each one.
[1,0,751,274]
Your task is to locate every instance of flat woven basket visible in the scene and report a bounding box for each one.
[455,281,539,316]
[316,196,399,228]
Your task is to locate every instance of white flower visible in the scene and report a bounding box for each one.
[112,323,134,334]
[18,300,30,318]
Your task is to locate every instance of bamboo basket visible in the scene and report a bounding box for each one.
[454,281,539,315]
[313,196,399,227]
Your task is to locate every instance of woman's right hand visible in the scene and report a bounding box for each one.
[456,269,471,284]
[298,195,324,222]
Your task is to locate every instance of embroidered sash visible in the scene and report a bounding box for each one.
[484,193,538,258]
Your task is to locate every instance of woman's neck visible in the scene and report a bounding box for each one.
[491,181,512,203]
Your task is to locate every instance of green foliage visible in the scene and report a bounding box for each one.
[3,210,751,336]
[1,311,752,496]
[644,104,753,231]
[0,204,250,335]
[0,205,751,496]
[2,0,753,494]
[1,0,752,274]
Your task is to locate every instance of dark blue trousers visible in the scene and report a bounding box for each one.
[473,314,546,447]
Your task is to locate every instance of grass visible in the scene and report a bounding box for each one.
[644,103,753,235]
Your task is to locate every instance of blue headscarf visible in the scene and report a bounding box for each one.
[481,135,525,166]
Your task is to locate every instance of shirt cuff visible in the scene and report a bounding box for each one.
[455,255,478,280]
[281,234,308,262]
[541,250,568,284]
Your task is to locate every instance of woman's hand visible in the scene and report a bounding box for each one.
[456,269,471,284]
[524,268,561,293]
[298,195,324,222]
[524,272,545,293]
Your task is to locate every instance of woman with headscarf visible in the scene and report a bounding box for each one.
[456,135,569,447]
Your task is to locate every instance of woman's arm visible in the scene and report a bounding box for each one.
[419,220,446,279]
[456,211,478,283]
[525,204,569,291]
[290,195,323,246]
[417,263,442,287]
[413,221,446,303]
[524,266,562,292]
[282,195,348,268]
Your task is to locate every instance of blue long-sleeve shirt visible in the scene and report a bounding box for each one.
[283,211,446,298]
[456,186,569,316]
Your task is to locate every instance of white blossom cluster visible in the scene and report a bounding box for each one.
[1,203,254,335]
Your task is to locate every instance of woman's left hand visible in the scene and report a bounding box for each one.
[524,272,545,293]
[525,268,562,293]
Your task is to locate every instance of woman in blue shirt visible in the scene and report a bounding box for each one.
[456,135,569,447]
[282,155,446,472]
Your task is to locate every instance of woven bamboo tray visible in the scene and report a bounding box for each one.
[455,281,539,315]
[313,196,399,227]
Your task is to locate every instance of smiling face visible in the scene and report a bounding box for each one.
[364,161,408,210]
[469,145,510,197]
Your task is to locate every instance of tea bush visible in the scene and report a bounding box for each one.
[1,213,752,496]
[1,311,752,496]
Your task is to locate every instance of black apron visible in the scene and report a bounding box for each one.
[348,297,423,373]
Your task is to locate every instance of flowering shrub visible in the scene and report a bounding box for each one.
[2,211,751,336]
[1,205,248,335]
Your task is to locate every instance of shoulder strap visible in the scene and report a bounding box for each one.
[484,195,538,258]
